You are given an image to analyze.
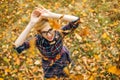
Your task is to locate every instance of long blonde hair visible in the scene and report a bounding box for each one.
[34,19,49,33]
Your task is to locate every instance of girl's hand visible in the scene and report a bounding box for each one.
[35,7,52,18]
[30,9,42,24]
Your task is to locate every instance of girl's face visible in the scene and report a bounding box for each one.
[41,24,55,41]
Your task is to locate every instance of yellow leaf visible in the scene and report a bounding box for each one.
[12,53,18,59]
[3,57,10,63]
[82,12,87,17]
[18,77,23,80]
[89,8,95,13]
[63,67,70,75]
[46,77,57,80]
[5,68,11,73]
[94,54,99,60]
[12,69,18,73]
[75,33,82,41]
[89,75,95,80]
[82,0,87,3]
[55,3,60,8]
[21,17,27,22]
[63,67,84,80]
[26,58,33,65]
[101,33,107,38]
[109,21,119,27]
[108,66,120,76]
[34,78,37,80]
[101,32,111,40]
[21,3,26,7]
[0,78,4,80]
[112,9,119,12]
[72,0,75,4]
[29,38,36,55]
[70,74,84,80]
[18,75,23,80]
[0,35,2,38]
[16,58,20,65]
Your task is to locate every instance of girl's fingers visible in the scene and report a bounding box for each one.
[32,10,41,17]
[38,5,45,9]
[33,6,50,17]
[35,7,42,11]
[35,6,48,12]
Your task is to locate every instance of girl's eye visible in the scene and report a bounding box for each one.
[42,31,47,34]
[49,28,53,31]
[41,28,53,35]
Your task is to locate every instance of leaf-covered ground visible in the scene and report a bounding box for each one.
[0,0,120,80]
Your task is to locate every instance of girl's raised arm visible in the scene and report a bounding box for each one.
[37,7,79,22]
[15,10,42,47]
[47,12,79,22]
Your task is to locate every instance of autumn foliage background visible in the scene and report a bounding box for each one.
[0,0,120,80]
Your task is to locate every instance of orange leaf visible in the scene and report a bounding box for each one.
[80,27,90,37]
[14,57,21,65]
[0,78,4,80]
[108,66,120,76]
[5,68,11,73]
[48,19,61,30]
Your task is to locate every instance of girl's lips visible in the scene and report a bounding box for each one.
[47,36,54,41]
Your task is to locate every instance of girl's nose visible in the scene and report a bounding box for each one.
[47,33,52,37]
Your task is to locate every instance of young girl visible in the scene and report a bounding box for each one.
[14,7,80,79]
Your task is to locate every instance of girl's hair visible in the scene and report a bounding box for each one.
[34,19,49,33]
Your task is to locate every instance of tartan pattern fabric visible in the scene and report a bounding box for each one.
[42,46,71,78]
[15,18,80,78]
[35,31,63,58]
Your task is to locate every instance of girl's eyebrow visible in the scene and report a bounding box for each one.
[48,28,53,31]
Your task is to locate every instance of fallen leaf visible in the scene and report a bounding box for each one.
[0,78,4,80]
[80,27,90,37]
[94,54,99,60]
[70,74,84,80]
[82,0,87,3]
[16,58,20,65]
[5,68,11,73]
[49,19,61,30]
[101,32,111,40]
[108,66,120,76]
[75,33,82,41]
[34,60,40,65]
[28,38,36,56]
[89,75,95,80]
[63,67,70,75]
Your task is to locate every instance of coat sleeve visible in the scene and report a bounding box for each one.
[61,17,80,35]
[14,34,42,54]
[14,41,30,54]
